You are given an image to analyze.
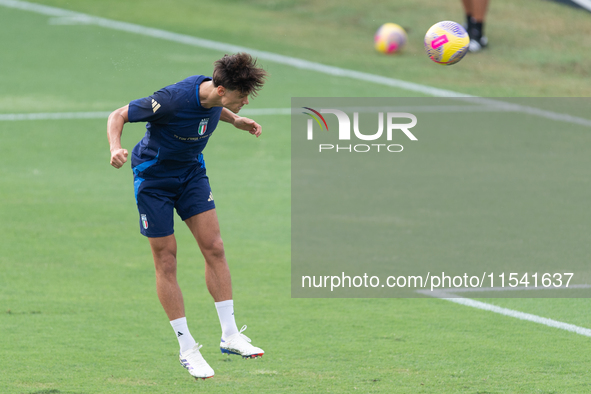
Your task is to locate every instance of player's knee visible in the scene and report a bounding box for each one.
[202,237,225,259]
[154,253,177,277]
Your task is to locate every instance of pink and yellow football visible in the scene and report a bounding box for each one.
[374,23,407,54]
[424,21,469,65]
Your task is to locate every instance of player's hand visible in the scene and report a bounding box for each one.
[110,148,128,169]
[233,117,262,138]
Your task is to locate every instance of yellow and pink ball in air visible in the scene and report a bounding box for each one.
[374,23,407,54]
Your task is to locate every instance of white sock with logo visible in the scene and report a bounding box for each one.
[170,317,197,353]
[215,300,239,340]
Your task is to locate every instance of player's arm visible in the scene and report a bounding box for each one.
[220,107,262,138]
[107,105,130,169]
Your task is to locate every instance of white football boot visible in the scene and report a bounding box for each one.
[220,325,264,358]
[179,343,215,380]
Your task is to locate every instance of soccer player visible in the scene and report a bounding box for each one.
[107,53,268,380]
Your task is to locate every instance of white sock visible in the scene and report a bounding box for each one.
[170,317,197,353]
[215,300,239,339]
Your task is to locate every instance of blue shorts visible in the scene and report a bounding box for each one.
[134,171,215,238]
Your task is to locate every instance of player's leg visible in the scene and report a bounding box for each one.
[184,209,264,358]
[461,0,473,29]
[184,210,235,338]
[149,234,185,320]
[136,176,213,379]
[468,0,489,52]
[177,173,264,359]
[147,233,214,380]
[184,209,232,302]
[472,0,489,23]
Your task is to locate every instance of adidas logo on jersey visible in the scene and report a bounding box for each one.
[152,99,161,113]
[208,192,214,202]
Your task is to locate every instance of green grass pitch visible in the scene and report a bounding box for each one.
[1,1,591,393]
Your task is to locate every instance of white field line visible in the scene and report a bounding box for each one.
[4,104,591,123]
[0,105,532,121]
[417,288,591,337]
[429,284,591,293]
[1,0,590,129]
[572,0,591,12]
[0,111,112,121]
[0,108,289,121]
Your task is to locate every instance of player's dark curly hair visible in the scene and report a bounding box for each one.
[212,53,268,97]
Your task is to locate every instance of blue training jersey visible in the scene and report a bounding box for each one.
[128,75,223,178]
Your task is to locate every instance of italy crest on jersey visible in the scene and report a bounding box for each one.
[198,118,209,136]
[141,214,148,230]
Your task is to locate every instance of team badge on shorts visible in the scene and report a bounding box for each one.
[141,214,149,229]
[198,118,209,135]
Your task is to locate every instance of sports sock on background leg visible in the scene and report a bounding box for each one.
[466,14,473,32]
[215,300,239,339]
[472,21,484,42]
[170,317,197,353]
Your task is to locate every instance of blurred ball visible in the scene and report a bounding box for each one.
[424,21,469,65]
[374,23,407,54]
